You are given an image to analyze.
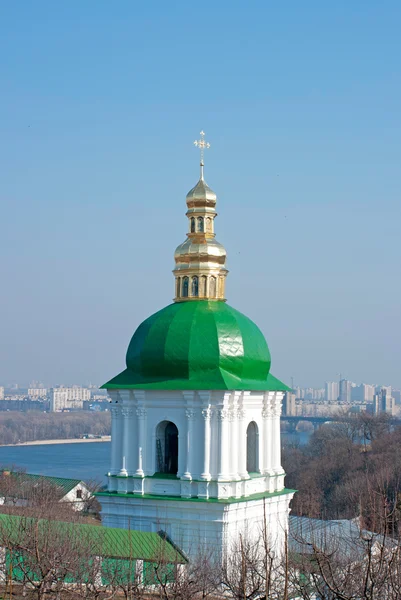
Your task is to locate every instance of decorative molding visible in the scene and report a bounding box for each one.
[136,407,147,418]
[237,409,245,421]
[218,409,230,421]
[229,408,237,422]
[272,402,282,418]
[185,409,197,420]
[110,407,121,417]
[262,406,272,419]
[122,407,133,418]
[201,408,212,420]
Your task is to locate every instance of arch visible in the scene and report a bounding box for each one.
[199,275,207,297]
[209,276,216,298]
[156,421,178,475]
[175,277,181,298]
[182,277,189,297]
[206,217,213,233]
[197,217,204,232]
[190,217,195,233]
[191,276,198,297]
[246,421,259,473]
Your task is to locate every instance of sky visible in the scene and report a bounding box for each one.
[1,1,400,389]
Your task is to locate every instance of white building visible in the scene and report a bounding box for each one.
[325,381,339,402]
[28,388,47,399]
[373,388,394,415]
[49,386,90,411]
[0,472,92,511]
[0,388,4,401]
[339,379,352,403]
[97,137,294,561]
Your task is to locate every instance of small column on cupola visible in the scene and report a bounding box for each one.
[173,131,228,303]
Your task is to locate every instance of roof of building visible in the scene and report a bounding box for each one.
[102,300,289,391]
[0,513,187,563]
[289,516,390,559]
[0,472,84,498]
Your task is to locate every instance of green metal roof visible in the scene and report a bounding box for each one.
[0,514,186,564]
[102,301,289,391]
[0,472,83,497]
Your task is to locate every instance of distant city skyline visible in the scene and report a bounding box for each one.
[1,3,401,388]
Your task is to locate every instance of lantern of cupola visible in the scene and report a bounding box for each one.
[173,131,228,302]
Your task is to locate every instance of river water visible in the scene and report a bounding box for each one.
[0,442,111,483]
[0,432,310,484]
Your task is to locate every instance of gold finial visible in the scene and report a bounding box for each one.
[194,130,210,179]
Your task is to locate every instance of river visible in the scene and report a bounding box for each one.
[0,431,310,483]
[0,441,111,483]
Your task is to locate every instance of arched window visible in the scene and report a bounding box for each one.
[156,421,178,475]
[197,217,204,232]
[190,217,195,233]
[175,277,181,298]
[209,276,216,298]
[182,277,189,297]
[200,275,207,297]
[206,217,212,233]
[246,421,259,473]
[219,276,225,298]
[191,276,198,297]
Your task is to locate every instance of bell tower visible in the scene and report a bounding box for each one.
[98,132,294,560]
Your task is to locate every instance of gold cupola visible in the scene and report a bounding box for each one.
[174,131,228,302]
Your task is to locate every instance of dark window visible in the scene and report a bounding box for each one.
[76,489,82,499]
[182,277,189,297]
[246,421,259,473]
[192,276,198,297]
[156,421,179,475]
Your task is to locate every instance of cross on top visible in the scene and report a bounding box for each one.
[194,130,211,165]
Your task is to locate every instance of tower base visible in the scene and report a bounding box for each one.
[98,489,295,560]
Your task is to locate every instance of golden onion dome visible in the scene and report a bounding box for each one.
[174,238,227,267]
[186,177,217,208]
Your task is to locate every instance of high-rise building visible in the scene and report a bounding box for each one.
[373,388,394,415]
[392,390,401,405]
[351,383,375,403]
[0,387,4,400]
[339,379,352,403]
[325,381,339,402]
[49,387,90,411]
[97,133,294,560]
[283,392,296,416]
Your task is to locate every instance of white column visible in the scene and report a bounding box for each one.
[272,393,284,474]
[217,408,230,481]
[238,408,248,479]
[110,404,123,475]
[200,407,211,480]
[263,393,274,474]
[230,409,240,480]
[182,409,196,480]
[121,407,134,475]
[135,407,146,477]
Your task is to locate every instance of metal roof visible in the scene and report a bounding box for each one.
[0,471,83,497]
[0,513,186,564]
[289,515,389,560]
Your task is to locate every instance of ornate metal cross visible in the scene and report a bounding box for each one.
[194,130,211,165]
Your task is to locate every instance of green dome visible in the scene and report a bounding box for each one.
[103,301,289,391]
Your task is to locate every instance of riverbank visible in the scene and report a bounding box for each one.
[1,436,111,447]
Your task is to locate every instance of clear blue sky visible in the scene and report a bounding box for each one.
[1,1,400,389]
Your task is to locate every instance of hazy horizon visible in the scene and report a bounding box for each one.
[1,2,400,388]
